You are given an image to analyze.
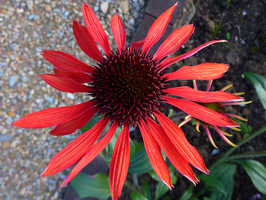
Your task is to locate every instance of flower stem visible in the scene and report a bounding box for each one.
[124,178,143,195]
[227,151,266,160]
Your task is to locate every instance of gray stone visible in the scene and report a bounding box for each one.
[120,0,129,14]
[66,93,75,100]
[64,11,70,17]
[100,2,109,14]
[28,14,35,20]
[9,75,20,87]
[146,0,186,25]
[46,96,54,104]
[26,0,34,10]
[0,69,4,76]
[128,18,135,25]
[0,135,12,142]
[22,76,29,82]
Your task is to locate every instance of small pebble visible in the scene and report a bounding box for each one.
[9,75,20,87]
[66,93,75,100]
[100,2,109,14]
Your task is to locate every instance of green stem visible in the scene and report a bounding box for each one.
[210,125,266,170]
[227,151,266,160]
[124,180,137,192]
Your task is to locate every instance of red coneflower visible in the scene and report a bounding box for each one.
[177,81,251,148]
[12,3,233,199]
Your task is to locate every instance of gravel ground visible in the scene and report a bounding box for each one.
[0,0,145,199]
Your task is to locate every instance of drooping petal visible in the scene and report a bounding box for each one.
[50,107,99,136]
[154,111,209,174]
[204,124,218,148]
[54,68,93,83]
[159,40,227,71]
[82,4,111,56]
[111,14,126,53]
[41,117,109,177]
[12,101,95,128]
[72,20,103,62]
[142,3,177,54]
[146,117,199,184]
[154,24,194,60]
[42,50,94,73]
[164,96,239,127]
[163,63,229,81]
[130,37,146,50]
[165,86,244,103]
[138,120,172,188]
[109,124,130,200]
[213,126,237,147]
[61,121,118,187]
[39,74,91,93]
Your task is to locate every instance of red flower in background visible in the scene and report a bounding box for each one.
[177,82,251,148]
[12,3,235,199]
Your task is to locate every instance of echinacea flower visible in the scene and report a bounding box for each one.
[12,3,232,199]
[177,81,251,148]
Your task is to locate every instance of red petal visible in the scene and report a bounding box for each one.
[130,37,146,50]
[54,68,93,83]
[50,107,99,136]
[163,63,229,81]
[12,101,95,128]
[72,20,103,62]
[40,74,91,93]
[138,120,172,188]
[82,4,111,56]
[42,50,94,73]
[142,3,177,54]
[164,96,239,127]
[111,14,126,53]
[61,121,118,187]
[160,40,227,71]
[165,86,244,103]
[154,24,194,60]
[154,110,209,174]
[41,117,109,177]
[146,117,199,184]
[109,124,130,200]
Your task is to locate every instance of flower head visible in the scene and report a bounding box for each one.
[177,81,251,148]
[12,3,230,199]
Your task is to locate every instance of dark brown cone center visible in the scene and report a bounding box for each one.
[91,49,166,126]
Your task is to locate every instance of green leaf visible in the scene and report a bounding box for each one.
[130,191,148,200]
[240,121,252,136]
[237,159,266,195]
[130,142,145,157]
[243,72,266,110]
[198,174,226,194]
[128,149,153,174]
[142,180,151,200]
[104,125,121,156]
[80,115,101,133]
[180,185,194,200]
[70,173,111,199]
[210,163,236,200]
[155,182,169,200]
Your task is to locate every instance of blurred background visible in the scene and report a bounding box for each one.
[0,0,265,199]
